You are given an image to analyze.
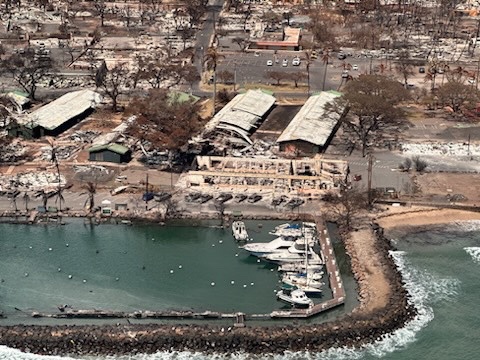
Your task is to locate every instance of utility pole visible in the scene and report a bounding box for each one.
[233,62,237,92]
[367,154,373,207]
[145,173,149,211]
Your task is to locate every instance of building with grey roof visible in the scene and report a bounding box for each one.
[204,89,276,144]
[276,91,344,155]
[10,89,102,138]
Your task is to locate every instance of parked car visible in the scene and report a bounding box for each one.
[271,195,288,206]
[235,194,248,203]
[286,198,304,209]
[337,52,346,60]
[342,71,349,78]
[185,193,201,202]
[282,59,288,67]
[248,194,262,203]
[216,193,233,203]
[419,67,425,73]
[266,60,273,66]
[292,57,300,66]
[142,192,154,202]
[154,192,172,202]
[198,194,213,204]
[352,64,359,71]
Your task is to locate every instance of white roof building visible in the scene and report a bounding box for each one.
[276,91,343,150]
[19,89,102,133]
[204,89,276,143]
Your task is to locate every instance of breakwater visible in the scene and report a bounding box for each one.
[0,223,417,356]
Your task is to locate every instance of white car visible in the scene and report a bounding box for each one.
[267,60,273,66]
[352,64,359,71]
[292,58,300,66]
[282,59,288,67]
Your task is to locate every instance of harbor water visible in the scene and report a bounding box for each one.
[1,220,479,359]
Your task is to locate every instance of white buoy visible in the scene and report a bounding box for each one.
[68,275,72,279]
[151,238,155,241]
[24,272,29,277]
[212,244,215,247]
[48,248,53,251]
[243,284,247,288]
[178,265,183,269]
[231,281,235,285]
[250,282,254,286]
[57,268,61,272]
[257,259,260,263]
[270,269,274,272]
[211,282,215,286]
[235,253,239,257]
[65,244,69,247]
[219,240,223,244]
[83,279,87,283]
[273,290,277,293]
[115,277,119,281]
[170,270,174,274]
[29,246,32,249]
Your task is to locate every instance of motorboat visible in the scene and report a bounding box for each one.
[241,236,295,257]
[261,236,321,264]
[232,221,249,242]
[278,262,324,273]
[283,270,324,281]
[263,250,323,264]
[276,286,313,307]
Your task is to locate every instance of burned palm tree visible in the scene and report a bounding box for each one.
[23,192,30,212]
[82,182,97,213]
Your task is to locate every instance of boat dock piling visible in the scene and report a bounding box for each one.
[270,220,346,318]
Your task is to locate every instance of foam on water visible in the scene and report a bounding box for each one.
[464,247,480,263]
[0,252,460,360]
[450,220,480,232]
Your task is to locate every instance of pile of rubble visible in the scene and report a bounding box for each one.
[39,145,78,161]
[69,130,100,143]
[73,165,113,182]
[229,140,277,159]
[0,142,29,163]
[401,142,480,156]
[0,171,66,192]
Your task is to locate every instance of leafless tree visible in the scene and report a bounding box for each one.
[96,62,130,111]
[265,71,286,86]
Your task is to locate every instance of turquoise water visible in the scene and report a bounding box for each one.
[1,221,479,359]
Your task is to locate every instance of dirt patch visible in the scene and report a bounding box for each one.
[415,172,480,204]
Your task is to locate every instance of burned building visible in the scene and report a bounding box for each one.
[276,91,344,155]
[9,90,102,139]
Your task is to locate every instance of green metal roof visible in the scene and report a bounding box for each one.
[88,143,130,155]
[168,91,200,104]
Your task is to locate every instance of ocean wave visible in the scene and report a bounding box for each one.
[464,247,480,263]
[450,220,480,232]
[0,252,460,360]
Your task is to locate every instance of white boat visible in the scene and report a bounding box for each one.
[283,270,324,281]
[241,236,295,257]
[232,221,249,241]
[282,272,325,290]
[278,262,324,273]
[263,250,323,264]
[276,288,313,307]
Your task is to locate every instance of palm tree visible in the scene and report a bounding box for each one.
[82,182,97,213]
[204,46,225,115]
[23,192,30,212]
[321,50,331,91]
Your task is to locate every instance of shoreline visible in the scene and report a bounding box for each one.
[0,207,420,357]
[2,206,477,356]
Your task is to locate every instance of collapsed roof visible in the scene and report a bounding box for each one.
[204,89,276,144]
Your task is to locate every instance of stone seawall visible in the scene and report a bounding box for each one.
[0,223,417,356]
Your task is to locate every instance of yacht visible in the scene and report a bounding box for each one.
[278,262,324,273]
[241,236,295,257]
[282,272,325,290]
[232,221,249,242]
[276,287,313,307]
